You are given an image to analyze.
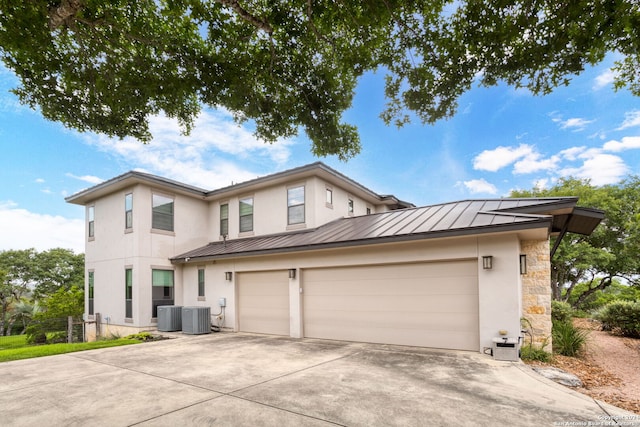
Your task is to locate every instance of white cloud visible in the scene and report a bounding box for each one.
[555,117,594,131]
[35,178,45,184]
[532,178,549,191]
[82,109,296,189]
[65,173,104,185]
[0,201,84,253]
[616,111,640,131]
[513,153,560,174]
[593,69,616,90]
[561,153,628,186]
[473,144,533,172]
[462,179,498,195]
[559,146,586,161]
[602,136,640,152]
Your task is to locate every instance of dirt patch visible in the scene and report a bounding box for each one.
[526,318,640,414]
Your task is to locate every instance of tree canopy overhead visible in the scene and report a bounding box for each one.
[1,1,638,159]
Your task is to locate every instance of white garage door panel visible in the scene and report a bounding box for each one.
[238,271,289,336]
[303,260,479,350]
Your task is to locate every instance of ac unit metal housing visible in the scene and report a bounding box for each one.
[182,306,211,335]
[491,337,520,361]
[157,305,183,332]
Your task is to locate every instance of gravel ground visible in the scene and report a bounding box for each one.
[527,318,640,415]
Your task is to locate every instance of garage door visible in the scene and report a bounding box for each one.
[303,260,479,351]
[237,270,290,335]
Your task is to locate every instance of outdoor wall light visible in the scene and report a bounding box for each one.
[482,256,493,270]
[225,271,233,281]
[520,254,527,275]
[288,268,297,279]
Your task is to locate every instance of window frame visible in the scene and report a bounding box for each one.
[239,197,254,233]
[348,198,354,215]
[198,268,205,298]
[220,203,229,237]
[88,270,94,315]
[287,185,305,225]
[152,193,174,232]
[88,205,95,239]
[125,193,133,230]
[125,268,133,318]
[151,268,174,318]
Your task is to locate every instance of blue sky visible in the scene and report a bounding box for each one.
[1,55,639,254]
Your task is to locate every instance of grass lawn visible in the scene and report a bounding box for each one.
[0,335,142,362]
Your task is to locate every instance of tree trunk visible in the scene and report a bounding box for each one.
[574,276,613,308]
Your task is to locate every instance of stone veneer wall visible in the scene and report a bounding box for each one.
[521,239,553,350]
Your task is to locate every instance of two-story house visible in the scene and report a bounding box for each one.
[66,162,602,352]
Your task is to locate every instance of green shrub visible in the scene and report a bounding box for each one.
[551,300,574,323]
[520,346,552,362]
[594,301,640,338]
[552,321,589,356]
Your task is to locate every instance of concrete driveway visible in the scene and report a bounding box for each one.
[1,333,635,426]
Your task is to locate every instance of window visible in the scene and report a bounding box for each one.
[152,194,174,231]
[220,203,229,236]
[151,269,174,317]
[326,188,333,205]
[366,207,371,215]
[88,271,94,315]
[88,206,95,238]
[125,193,133,229]
[348,198,354,214]
[239,197,253,232]
[125,268,133,318]
[198,268,205,298]
[287,186,305,225]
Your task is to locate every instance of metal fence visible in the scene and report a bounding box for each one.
[0,316,85,347]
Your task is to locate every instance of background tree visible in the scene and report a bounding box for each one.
[0,249,37,335]
[1,1,638,159]
[512,177,640,307]
[31,249,84,300]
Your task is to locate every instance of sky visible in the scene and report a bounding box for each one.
[1,55,639,254]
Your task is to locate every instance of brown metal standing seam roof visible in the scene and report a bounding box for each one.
[172,197,603,263]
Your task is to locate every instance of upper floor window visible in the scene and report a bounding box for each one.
[366,207,372,215]
[348,198,354,214]
[88,206,95,238]
[125,193,133,229]
[152,194,174,231]
[288,186,305,225]
[326,188,333,205]
[220,203,229,236]
[239,197,253,232]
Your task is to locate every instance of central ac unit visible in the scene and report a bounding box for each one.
[182,306,211,335]
[157,305,182,332]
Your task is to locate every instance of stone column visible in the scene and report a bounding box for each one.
[521,239,552,350]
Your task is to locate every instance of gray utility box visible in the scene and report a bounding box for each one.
[492,337,520,361]
[157,305,183,332]
[182,306,211,335]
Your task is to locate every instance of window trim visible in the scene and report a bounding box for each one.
[88,205,95,240]
[151,193,174,233]
[325,187,333,209]
[198,267,205,300]
[348,198,354,215]
[287,185,305,225]
[125,267,133,319]
[220,202,229,237]
[239,196,254,233]
[88,270,95,315]
[125,193,133,230]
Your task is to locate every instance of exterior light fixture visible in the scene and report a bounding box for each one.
[288,268,297,279]
[520,254,527,275]
[482,256,493,270]
[225,271,233,281]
